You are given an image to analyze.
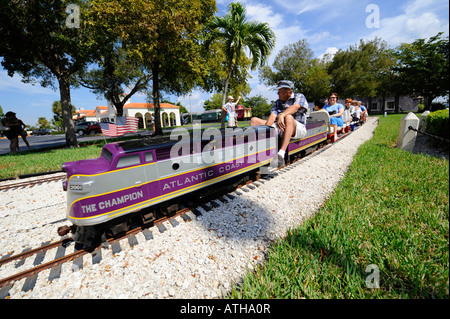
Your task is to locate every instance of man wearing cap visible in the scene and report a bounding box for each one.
[222,95,241,128]
[250,80,308,166]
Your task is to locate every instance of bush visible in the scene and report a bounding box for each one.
[426,109,449,140]
[431,102,447,112]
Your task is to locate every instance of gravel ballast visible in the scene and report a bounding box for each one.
[0,117,378,299]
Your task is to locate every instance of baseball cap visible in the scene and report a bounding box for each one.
[275,80,294,90]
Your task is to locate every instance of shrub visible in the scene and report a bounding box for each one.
[426,109,449,140]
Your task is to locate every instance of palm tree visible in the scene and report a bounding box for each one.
[206,2,275,127]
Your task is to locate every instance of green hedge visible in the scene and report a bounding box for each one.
[426,109,449,140]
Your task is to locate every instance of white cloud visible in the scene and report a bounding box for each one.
[317,47,339,61]
[0,69,57,96]
[177,91,208,113]
[365,0,449,47]
[245,2,307,64]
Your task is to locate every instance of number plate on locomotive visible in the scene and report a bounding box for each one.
[69,184,83,191]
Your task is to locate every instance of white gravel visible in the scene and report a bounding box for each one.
[0,117,377,299]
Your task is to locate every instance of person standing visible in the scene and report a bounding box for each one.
[16,115,31,151]
[222,95,241,128]
[1,111,21,154]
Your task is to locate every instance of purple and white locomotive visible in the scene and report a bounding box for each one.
[62,117,328,245]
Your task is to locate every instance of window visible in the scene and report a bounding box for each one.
[145,151,154,163]
[371,102,379,111]
[386,101,395,110]
[116,154,141,168]
[102,149,113,162]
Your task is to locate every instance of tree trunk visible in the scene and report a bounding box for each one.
[152,64,163,136]
[58,76,78,148]
[394,94,400,113]
[424,96,434,111]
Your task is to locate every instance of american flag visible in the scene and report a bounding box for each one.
[100,116,139,137]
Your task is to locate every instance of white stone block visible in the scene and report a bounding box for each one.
[397,112,419,152]
[419,111,430,132]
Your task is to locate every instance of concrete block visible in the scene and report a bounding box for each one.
[419,111,430,132]
[397,112,419,152]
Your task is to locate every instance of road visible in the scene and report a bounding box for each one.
[0,134,123,155]
[0,123,225,155]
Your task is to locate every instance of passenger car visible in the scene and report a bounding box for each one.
[32,128,52,135]
[75,121,99,136]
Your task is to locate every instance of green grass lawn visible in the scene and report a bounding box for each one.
[228,114,449,298]
[0,141,105,179]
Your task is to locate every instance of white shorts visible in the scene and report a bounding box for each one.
[272,120,306,139]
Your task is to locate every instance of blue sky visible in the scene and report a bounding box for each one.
[0,0,448,126]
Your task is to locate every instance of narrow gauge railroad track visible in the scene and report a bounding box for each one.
[0,205,196,297]
[0,174,65,192]
[0,184,268,298]
[0,160,287,298]
[0,133,342,298]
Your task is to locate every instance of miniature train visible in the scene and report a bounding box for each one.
[61,111,356,245]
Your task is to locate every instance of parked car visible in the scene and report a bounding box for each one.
[86,123,102,135]
[32,128,52,135]
[75,121,98,136]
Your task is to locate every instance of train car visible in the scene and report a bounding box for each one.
[188,109,223,123]
[62,125,278,245]
[286,112,329,161]
[61,112,331,245]
[235,106,252,121]
[309,110,353,143]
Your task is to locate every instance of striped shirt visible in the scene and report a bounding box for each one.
[271,93,308,124]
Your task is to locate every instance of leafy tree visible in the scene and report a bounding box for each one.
[242,95,272,118]
[302,59,332,101]
[200,40,252,97]
[260,39,330,101]
[203,93,226,110]
[394,32,449,109]
[0,1,101,147]
[37,117,51,129]
[205,2,275,127]
[328,38,395,99]
[52,100,76,130]
[260,39,314,91]
[89,0,216,135]
[77,45,151,117]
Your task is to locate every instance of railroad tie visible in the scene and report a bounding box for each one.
[111,242,122,255]
[48,245,66,281]
[33,241,51,266]
[128,235,139,248]
[157,223,167,233]
[15,248,31,268]
[72,257,83,272]
[22,274,38,292]
[91,249,102,265]
[142,229,154,240]
[169,218,179,228]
